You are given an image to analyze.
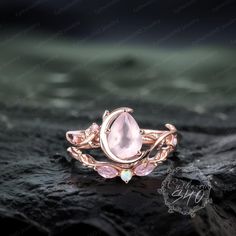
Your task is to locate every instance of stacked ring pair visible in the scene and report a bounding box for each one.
[66,107,177,183]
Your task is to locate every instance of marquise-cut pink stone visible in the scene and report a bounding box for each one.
[97,166,118,178]
[134,163,156,176]
[108,112,142,159]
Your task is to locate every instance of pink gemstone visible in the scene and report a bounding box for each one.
[107,112,142,160]
[172,137,177,146]
[97,166,118,178]
[134,163,156,176]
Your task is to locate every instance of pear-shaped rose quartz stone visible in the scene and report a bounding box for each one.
[107,112,142,160]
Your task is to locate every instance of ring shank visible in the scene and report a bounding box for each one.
[66,128,170,149]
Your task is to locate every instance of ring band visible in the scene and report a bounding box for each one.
[66,107,177,183]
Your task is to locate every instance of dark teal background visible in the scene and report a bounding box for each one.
[0,33,235,112]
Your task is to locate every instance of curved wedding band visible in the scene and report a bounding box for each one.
[66,107,177,183]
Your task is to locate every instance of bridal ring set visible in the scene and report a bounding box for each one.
[66,107,177,183]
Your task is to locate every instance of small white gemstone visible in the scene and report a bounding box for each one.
[120,169,132,183]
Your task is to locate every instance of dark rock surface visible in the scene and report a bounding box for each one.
[0,100,236,236]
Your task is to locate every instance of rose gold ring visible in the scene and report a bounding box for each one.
[66,107,177,183]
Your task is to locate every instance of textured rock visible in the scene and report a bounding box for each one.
[0,100,236,236]
[0,36,236,235]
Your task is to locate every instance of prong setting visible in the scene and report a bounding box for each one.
[103,110,110,120]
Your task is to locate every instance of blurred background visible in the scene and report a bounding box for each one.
[0,0,236,112]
